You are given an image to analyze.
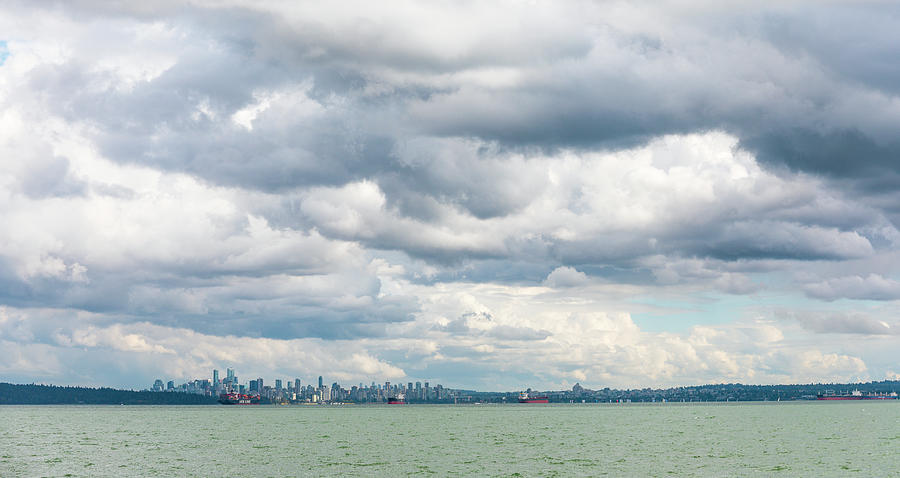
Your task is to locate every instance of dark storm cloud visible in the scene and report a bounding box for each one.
[417,4,900,183]
[740,129,900,182]
[23,1,900,206]
[5,1,900,325]
[0,271,419,340]
[20,4,405,192]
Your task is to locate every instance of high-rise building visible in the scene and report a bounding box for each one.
[166,380,175,390]
[318,376,323,389]
[257,377,263,391]
[295,378,301,393]
[152,379,164,392]
[408,382,413,393]
[275,379,282,391]
[213,369,219,385]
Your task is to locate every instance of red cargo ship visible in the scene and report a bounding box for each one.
[518,392,549,403]
[817,390,898,400]
[218,393,260,405]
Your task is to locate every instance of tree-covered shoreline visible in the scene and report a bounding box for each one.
[0,383,218,405]
[3,380,898,405]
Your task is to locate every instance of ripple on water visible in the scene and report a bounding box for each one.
[1,402,899,477]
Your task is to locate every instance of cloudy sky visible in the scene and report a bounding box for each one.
[1,0,899,391]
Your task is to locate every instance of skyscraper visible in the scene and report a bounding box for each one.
[213,369,219,385]
[275,379,282,391]
[318,376,323,389]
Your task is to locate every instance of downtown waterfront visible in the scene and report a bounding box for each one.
[2,401,898,477]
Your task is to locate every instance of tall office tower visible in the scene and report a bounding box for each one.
[318,376,323,389]
[166,380,175,390]
[213,369,219,385]
[295,378,301,393]
[275,379,282,391]
[408,382,413,393]
[257,377,263,391]
[415,381,422,399]
[331,383,341,401]
[424,382,430,400]
[249,380,258,392]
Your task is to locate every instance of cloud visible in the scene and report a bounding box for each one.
[543,266,589,288]
[0,307,406,387]
[7,2,900,196]
[789,311,895,335]
[804,274,900,301]
[1,1,899,388]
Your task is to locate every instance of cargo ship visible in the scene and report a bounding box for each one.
[518,392,549,403]
[817,390,898,400]
[387,392,406,404]
[218,392,260,405]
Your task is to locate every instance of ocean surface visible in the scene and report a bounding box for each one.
[2,401,898,477]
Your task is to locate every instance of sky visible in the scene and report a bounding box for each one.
[1,0,899,391]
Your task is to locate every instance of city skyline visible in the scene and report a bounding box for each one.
[141,367,900,405]
[149,367,455,404]
[1,2,899,391]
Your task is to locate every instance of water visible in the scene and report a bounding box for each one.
[2,402,898,477]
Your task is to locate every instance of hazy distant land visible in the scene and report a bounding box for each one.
[3,380,898,405]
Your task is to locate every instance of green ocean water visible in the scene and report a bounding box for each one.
[1,402,898,477]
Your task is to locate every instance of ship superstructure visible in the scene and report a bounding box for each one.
[387,392,406,404]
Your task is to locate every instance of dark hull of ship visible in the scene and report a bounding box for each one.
[817,395,897,400]
[218,395,259,405]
